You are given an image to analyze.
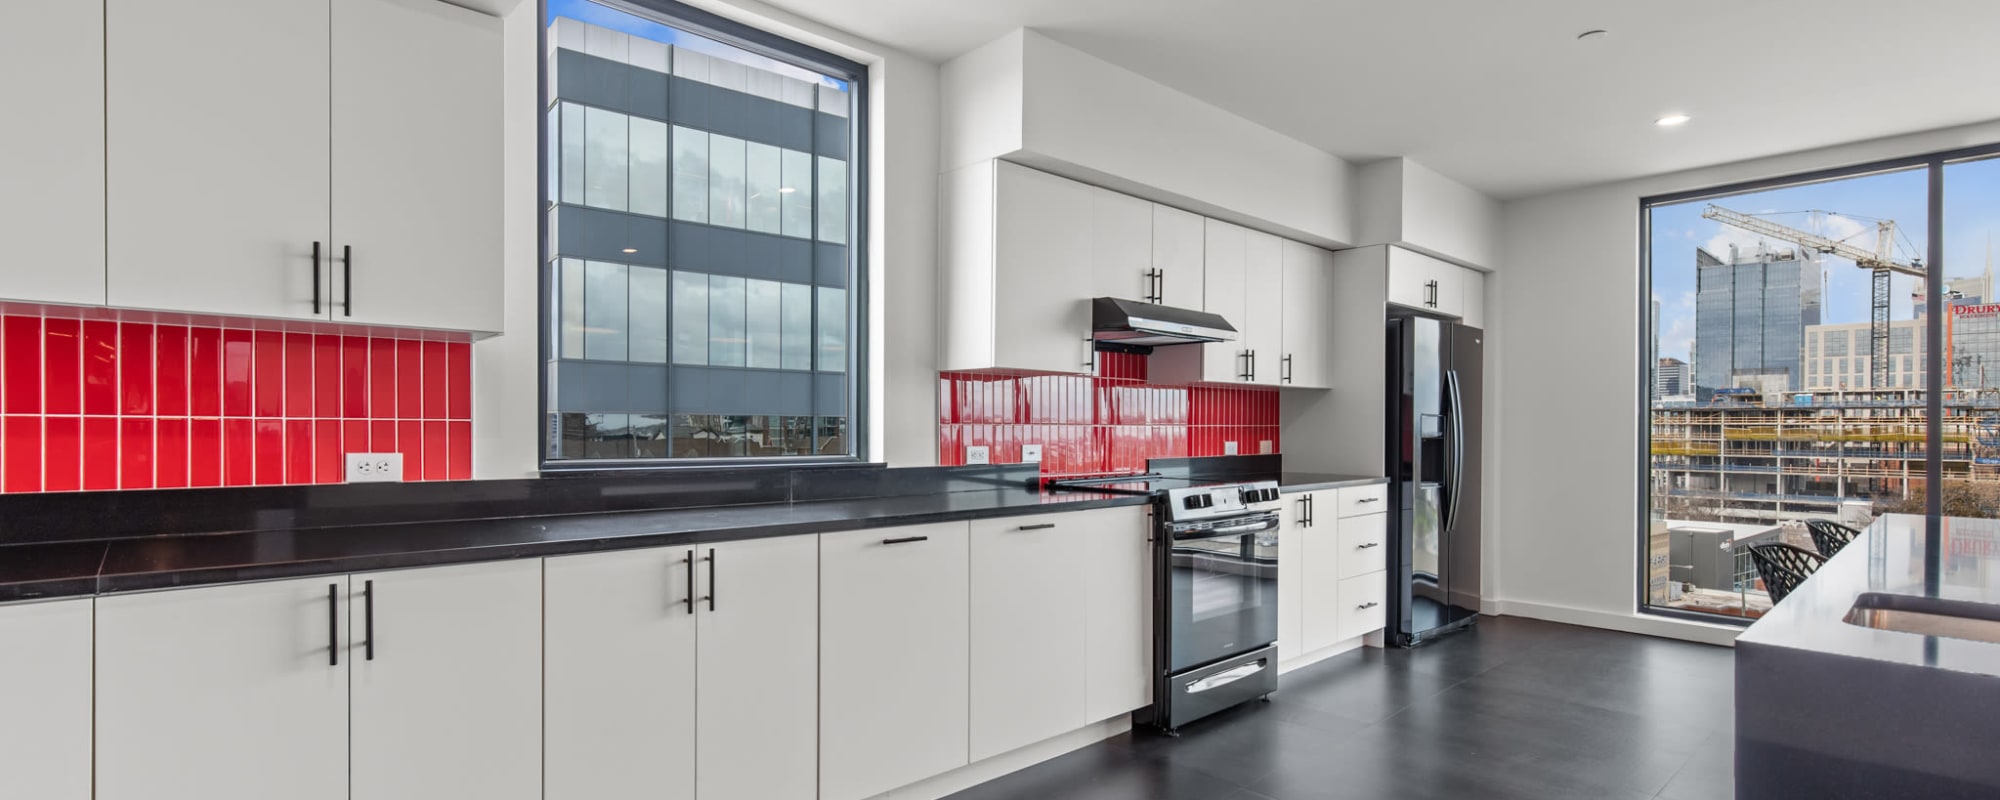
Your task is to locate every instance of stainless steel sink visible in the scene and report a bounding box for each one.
[1844,592,2000,645]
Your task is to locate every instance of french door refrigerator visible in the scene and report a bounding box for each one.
[1386,313,1483,647]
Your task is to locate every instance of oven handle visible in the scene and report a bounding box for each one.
[1171,517,1280,541]
[1186,659,1268,694]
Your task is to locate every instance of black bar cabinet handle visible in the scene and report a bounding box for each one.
[327,583,339,667]
[1358,601,1380,609]
[1357,542,1381,549]
[1306,493,1315,527]
[311,242,322,315]
[1357,497,1381,504]
[882,535,929,545]
[1018,523,1056,531]
[1249,350,1257,382]
[342,245,353,317]
[704,549,716,612]
[1283,354,1293,384]
[684,552,697,614]
[363,579,375,661]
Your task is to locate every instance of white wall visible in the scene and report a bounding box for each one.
[475,0,942,476]
[1488,117,2000,643]
[1351,157,1501,271]
[942,29,1356,248]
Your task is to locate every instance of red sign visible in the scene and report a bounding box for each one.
[1953,304,2000,316]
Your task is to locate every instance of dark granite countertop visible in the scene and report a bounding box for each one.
[1737,514,2000,677]
[0,483,1146,603]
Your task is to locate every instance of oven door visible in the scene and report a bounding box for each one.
[1166,511,1281,674]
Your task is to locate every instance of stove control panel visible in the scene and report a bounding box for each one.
[1164,480,1283,522]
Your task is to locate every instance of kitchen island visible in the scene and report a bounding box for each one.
[1735,514,2000,799]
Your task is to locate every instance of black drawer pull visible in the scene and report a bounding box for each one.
[1017,523,1056,531]
[363,579,375,661]
[882,535,930,545]
[1358,601,1380,609]
[1356,497,1381,504]
[1357,542,1381,549]
[327,583,339,667]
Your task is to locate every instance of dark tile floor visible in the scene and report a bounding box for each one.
[946,616,1735,800]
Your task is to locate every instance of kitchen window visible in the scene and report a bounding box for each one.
[541,0,867,464]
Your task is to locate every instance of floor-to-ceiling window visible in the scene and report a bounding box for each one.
[1641,146,2000,620]
[541,0,866,464]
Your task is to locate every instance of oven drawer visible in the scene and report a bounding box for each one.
[1336,571,1388,641]
[1336,513,1387,580]
[1335,484,1388,518]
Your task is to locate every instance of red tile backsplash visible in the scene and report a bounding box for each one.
[0,313,473,493]
[939,351,1280,476]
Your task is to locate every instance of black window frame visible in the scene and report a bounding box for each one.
[535,0,871,471]
[1637,141,2000,624]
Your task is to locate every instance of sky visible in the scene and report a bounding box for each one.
[1650,158,2000,363]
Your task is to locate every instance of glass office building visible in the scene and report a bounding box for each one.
[1693,245,1804,398]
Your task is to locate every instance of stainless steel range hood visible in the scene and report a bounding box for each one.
[1092,297,1237,347]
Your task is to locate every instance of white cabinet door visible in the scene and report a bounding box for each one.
[1461,267,1486,329]
[1386,247,1464,318]
[97,578,350,800]
[971,514,1088,760]
[1336,483,1390,517]
[1083,506,1152,722]
[1298,490,1345,653]
[545,547,697,800]
[351,560,542,800]
[1337,513,1389,580]
[1337,571,1390,641]
[1202,219,1249,381]
[820,523,969,800]
[1091,187,1154,302]
[695,535,820,800]
[994,162,1095,374]
[333,0,502,333]
[1242,230,1285,386]
[1280,241,1334,389]
[0,600,92,800]
[0,3,105,306]
[1277,493,1306,663]
[107,0,331,320]
[1151,204,1205,309]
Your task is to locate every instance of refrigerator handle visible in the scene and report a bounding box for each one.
[1445,369,1465,533]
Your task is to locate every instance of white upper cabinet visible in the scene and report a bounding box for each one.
[350,560,542,800]
[107,0,332,321]
[0,3,105,306]
[0,600,92,800]
[1281,240,1335,389]
[1090,187,1155,303]
[1241,229,1284,386]
[1150,204,1205,309]
[332,0,503,333]
[1460,267,1486,329]
[941,160,1096,374]
[102,0,502,332]
[1386,246,1485,322]
[1199,219,1249,381]
[97,577,352,800]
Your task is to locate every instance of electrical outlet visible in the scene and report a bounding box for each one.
[345,452,405,483]
[1259,440,1274,455]
[1223,441,1239,455]
[1022,444,1043,463]
[965,445,991,465]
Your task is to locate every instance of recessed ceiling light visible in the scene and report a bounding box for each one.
[621,248,638,253]
[1656,114,1691,127]
[1577,29,1608,41]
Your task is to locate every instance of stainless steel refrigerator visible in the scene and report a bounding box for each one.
[1386,313,1483,647]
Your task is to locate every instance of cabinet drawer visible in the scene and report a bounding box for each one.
[1336,571,1388,642]
[1336,513,1387,580]
[1335,483,1389,517]
[969,511,1077,538]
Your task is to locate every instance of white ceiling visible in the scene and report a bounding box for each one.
[757,0,2000,199]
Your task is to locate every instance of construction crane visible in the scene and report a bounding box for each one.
[1701,204,1925,390]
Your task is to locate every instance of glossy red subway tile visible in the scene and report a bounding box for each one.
[397,421,423,481]
[317,420,344,485]
[446,343,472,421]
[372,421,397,456]
[448,421,471,480]
[343,336,370,418]
[221,330,253,418]
[119,324,152,415]
[189,419,222,488]
[156,325,188,417]
[83,416,118,491]
[370,338,396,420]
[287,420,314,485]
[284,333,314,419]
[2,317,40,415]
[120,418,153,490]
[315,335,341,419]
[422,342,447,420]
[223,418,254,487]
[44,416,80,492]
[156,418,188,490]
[253,332,284,418]
[190,327,223,417]
[253,419,284,485]
[44,319,81,416]
[82,321,117,417]
[423,421,448,481]
[396,340,423,419]
[3,416,40,493]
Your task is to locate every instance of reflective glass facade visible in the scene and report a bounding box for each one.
[1693,249,1804,398]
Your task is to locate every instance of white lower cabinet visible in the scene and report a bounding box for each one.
[1082,506,1153,722]
[1277,496,1308,661]
[350,560,543,800]
[1298,493,1346,654]
[97,577,352,800]
[546,536,819,800]
[1338,571,1390,642]
[1283,486,1391,664]
[820,523,971,800]
[971,514,1089,761]
[0,599,93,800]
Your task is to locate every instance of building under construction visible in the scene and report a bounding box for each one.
[1651,386,2000,523]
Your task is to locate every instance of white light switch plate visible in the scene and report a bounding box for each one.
[965,445,991,465]
[1022,444,1043,463]
[345,453,404,483]
[1224,441,1239,455]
